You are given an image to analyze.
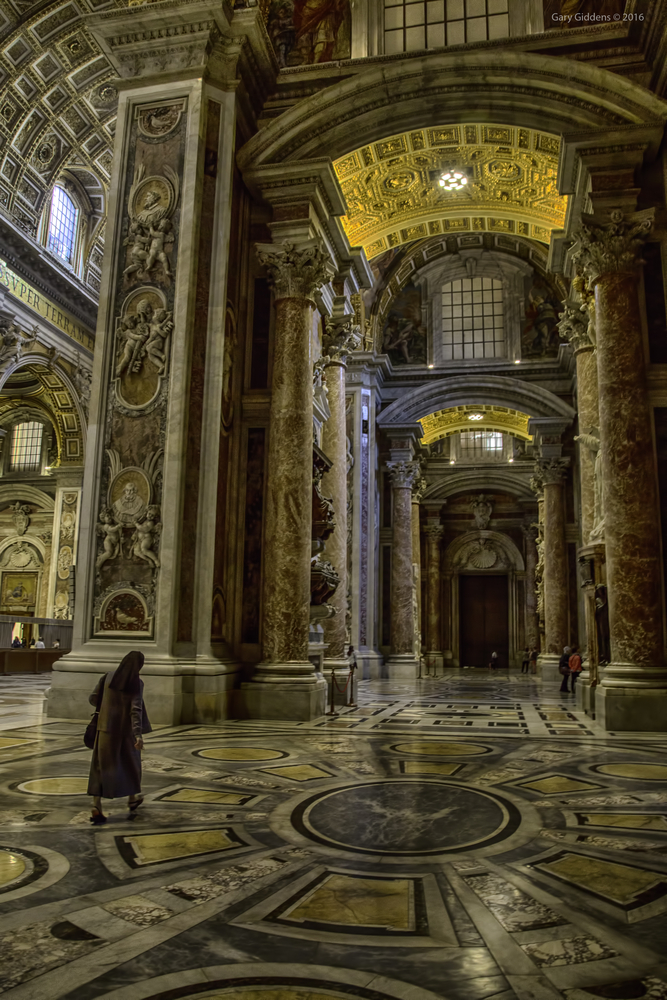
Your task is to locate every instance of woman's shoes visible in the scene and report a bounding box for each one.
[128,795,144,818]
[90,808,107,825]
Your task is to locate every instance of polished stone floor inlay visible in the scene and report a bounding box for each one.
[294,779,519,855]
[3,670,667,1000]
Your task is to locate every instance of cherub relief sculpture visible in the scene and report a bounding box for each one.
[0,320,37,369]
[129,504,161,569]
[96,508,123,570]
[123,162,179,282]
[115,299,174,381]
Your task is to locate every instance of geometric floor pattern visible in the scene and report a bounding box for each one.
[1,671,667,1000]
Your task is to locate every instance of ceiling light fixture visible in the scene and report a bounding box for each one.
[514,359,521,364]
[438,170,468,191]
[468,413,483,421]
[508,457,514,463]
[450,459,455,465]
[428,364,434,369]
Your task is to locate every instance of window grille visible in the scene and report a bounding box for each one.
[441,276,505,360]
[384,0,509,55]
[47,187,78,264]
[460,430,504,458]
[10,422,43,472]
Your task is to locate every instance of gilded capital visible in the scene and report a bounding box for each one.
[255,240,335,302]
[323,314,361,365]
[536,458,568,486]
[387,461,420,489]
[572,208,653,285]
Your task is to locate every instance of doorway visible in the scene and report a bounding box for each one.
[459,574,509,668]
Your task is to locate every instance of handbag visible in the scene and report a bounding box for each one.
[84,676,105,749]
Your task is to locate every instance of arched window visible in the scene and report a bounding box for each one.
[441,276,505,360]
[9,422,44,472]
[46,187,78,265]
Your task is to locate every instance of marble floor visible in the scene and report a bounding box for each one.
[1,671,667,1000]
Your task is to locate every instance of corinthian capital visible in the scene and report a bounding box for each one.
[424,523,444,542]
[572,208,653,285]
[323,314,361,364]
[387,461,420,489]
[535,458,568,486]
[255,240,335,302]
[557,303,592,354]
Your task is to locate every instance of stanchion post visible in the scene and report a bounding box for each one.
[327,668,338,717]
[347,663,357,707]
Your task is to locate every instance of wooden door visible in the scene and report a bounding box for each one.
[459,574,509,668]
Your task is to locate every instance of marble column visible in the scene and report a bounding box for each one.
[521,522,539,649]
[411,476,426,652]
[536,459,569,675]
[574,208,667,730]
[560,304,600,543]
[387,461,420,678]
[244,241,333,720]
[424,522,444,667]
[321,315,359,672]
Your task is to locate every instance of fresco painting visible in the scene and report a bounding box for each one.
[268,0,351,67]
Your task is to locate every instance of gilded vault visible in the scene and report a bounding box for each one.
[334,123,568,259]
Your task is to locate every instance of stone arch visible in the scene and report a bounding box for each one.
[238,50,667,169]
[0,356,86,466]
[378,374,575,429]
[443,529,524,573]
[423,469,535,502]
[0,485,55,513]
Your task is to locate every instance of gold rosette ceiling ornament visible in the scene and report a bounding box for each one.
[333,124,568,260]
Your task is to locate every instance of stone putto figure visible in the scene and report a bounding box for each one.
[0,321,37,369]
[129,504,161,569]
[96,508,123,570]
[471,495,493,530]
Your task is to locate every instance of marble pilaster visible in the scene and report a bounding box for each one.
[536,459,569,676]
[321,316,360,672]
[387,461,420,678]
[574,209,667,731]
[424,522,444,668]
[244,241,333,720]
[47,5,274,723]
[411,476,427,654]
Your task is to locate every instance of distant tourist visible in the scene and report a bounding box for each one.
[529,647,538,674]
[87,650,152,825]
[34,637,45,649]
[52,639,60,649]
[29,637,35,647]
[558,646,571,692]
[569,645,583,693]
[521,647,530,673]
[489,650,499,670]
[11,636,21,648]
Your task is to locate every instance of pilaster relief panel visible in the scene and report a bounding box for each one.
[49,486,81,619]
[92,97,187,639]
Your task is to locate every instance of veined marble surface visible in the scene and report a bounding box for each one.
[0,670,666,1000]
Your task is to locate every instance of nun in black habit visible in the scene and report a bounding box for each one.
[87,650,152,824]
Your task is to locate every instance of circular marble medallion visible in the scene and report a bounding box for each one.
[195,747,288,762]
[291,779,521,856]
[17,777,89,795]
[594,763,667,781]
[0,849,26,888]
[390,741,492,757]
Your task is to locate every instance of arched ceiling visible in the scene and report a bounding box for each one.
[0,0,118,291]
[419,404,532,446]
[333,123,567,260]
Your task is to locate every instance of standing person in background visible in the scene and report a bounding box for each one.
[559,646,571,693]
[569,645,582,693]
[521,647,530,673]
[87,650,151,825]
[529,647,538,674]
[34,637,45,649]
[489,651,499,670]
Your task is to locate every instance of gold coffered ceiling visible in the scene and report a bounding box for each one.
[419,405,532,446]
[333,124,567,260]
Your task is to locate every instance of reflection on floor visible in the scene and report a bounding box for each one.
[1,670,667,1000]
